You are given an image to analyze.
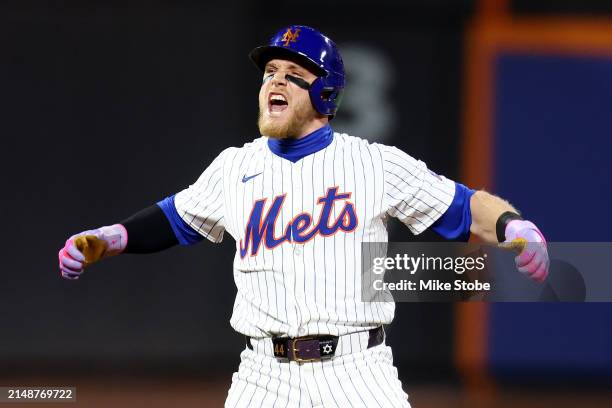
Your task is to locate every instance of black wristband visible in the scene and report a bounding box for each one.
[496,211,523,243]
[121,204,179,253]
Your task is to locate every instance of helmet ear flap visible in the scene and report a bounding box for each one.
[321,88,336,102]
[321,88,343,104]
[309,76,344,116]
[328,88,344,111]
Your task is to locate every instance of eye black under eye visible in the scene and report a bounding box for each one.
[285,74,311,90]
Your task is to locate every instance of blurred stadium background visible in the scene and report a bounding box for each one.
[1,0,611,406]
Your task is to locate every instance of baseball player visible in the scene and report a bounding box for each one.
[58,25,549,407]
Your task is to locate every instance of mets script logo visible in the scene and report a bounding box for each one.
[239,187,358,258]
[281,27,301,47]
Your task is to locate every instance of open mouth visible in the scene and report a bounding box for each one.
[268,93,288,116]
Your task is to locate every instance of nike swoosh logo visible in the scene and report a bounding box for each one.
[242,172,262,183]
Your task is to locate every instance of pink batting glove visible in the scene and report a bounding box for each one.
[504,220,549,283]
[58,224,128,280]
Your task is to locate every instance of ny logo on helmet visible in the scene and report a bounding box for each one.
[281,27,301,47]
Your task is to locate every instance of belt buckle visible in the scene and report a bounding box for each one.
[291,337,318,363]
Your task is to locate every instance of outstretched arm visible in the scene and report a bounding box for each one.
[469,190,519,244]
[58,204,180,280]
[469,190,549,282]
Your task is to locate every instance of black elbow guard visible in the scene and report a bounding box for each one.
[121,205,179,253]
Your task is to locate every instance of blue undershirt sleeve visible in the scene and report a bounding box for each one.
[431,183,475,242]
[157,195,204,246]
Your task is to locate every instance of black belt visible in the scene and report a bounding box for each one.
[246,326,384,363]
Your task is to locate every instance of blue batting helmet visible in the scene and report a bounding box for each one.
[249,25,345,117]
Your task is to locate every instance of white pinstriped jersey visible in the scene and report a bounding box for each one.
[174,132,455,338]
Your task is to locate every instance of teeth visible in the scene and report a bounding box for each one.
[270,94,286,102]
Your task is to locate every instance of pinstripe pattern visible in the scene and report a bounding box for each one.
[174,132,454,407]
[174,133,455,339]
[225,341,410,407]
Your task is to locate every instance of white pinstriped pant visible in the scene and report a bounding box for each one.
[225,331,411,408]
